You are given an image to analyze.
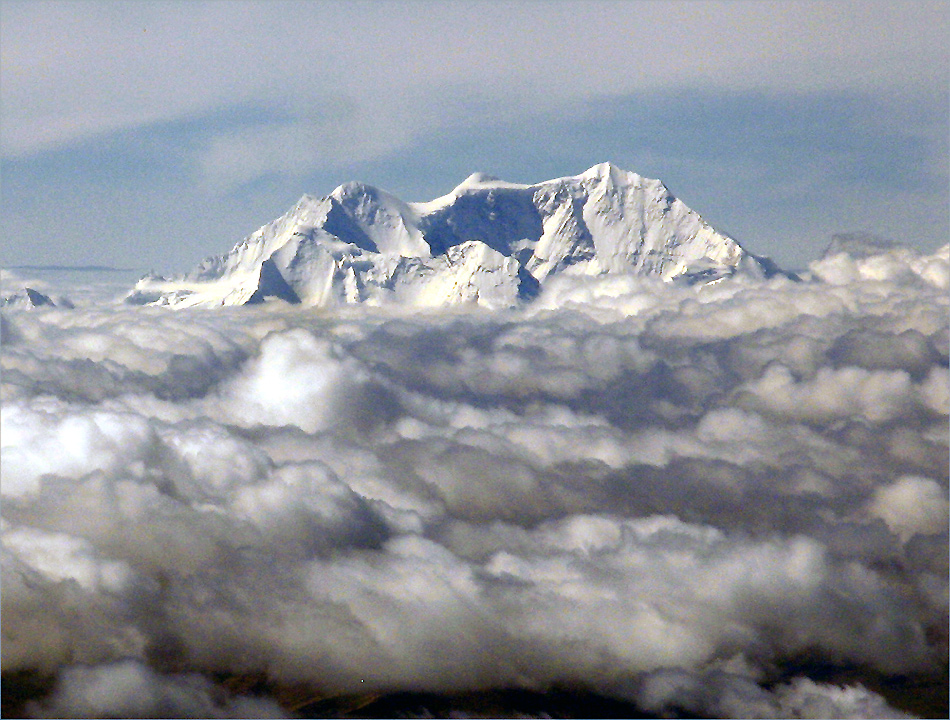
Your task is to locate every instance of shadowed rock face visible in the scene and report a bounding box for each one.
[245,257,301,305]
[418,186,546,257]
[127,163,785,309]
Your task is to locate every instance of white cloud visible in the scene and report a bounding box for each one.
[736,364,920,424]
[0,403,158,497]
[219,329,343,432]
[634,670,914,719]
[28,659,288,718]
[869,475,950,542]
[2,524,133,594]
[811,244,950,288]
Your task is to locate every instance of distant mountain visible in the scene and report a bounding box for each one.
[821,232,902,260]
[7,265,136,272]
[127,162,785,309]
[0,287,73,310]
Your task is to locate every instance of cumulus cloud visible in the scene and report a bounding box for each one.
[27,659,287,719]
[810,243,950,289]
[1,246,947,717]
[633,670,914,719]
[868,476,950,542]
[1,404,159,497]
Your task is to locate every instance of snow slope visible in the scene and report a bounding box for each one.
[127,163,783,309]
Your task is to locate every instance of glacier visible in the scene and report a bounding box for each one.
[126,162,785,309]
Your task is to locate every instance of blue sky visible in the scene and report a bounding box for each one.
[2,0,947,272]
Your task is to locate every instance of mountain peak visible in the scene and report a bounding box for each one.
[585,161,619,174]
[459,171,501,187]
[580,161,641,187]
[330,180,374,199]
[450,171,529,195]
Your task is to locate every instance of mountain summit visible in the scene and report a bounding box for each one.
[127,163,783,309]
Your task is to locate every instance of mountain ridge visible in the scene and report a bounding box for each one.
[127,163,785,309]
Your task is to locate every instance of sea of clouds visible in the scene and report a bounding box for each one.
[1,244,947,718]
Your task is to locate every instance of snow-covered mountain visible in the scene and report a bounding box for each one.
[0,287,73,310]
[127,163,784,309]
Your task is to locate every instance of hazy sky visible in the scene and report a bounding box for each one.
[2,0,947,271]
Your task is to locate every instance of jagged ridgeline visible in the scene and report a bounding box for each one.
[127,163,786,309]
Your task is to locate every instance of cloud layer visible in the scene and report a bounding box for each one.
[2,244,948,717]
